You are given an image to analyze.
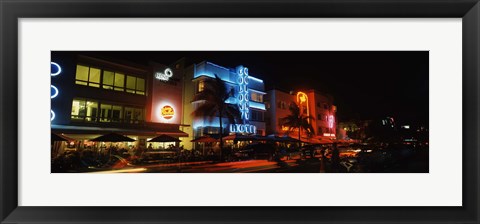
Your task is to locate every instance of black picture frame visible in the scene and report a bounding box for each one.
[1,0,479,223]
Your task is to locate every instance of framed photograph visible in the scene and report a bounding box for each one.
[1,0,479,223]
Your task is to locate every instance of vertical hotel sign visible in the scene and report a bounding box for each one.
[229,66,256,134]
[237,66,249,121]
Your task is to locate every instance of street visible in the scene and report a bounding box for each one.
[89,159,323,173]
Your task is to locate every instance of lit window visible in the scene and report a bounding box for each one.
[100,104,123,122]
[136,78,145,95]
[75,65,101,88]
[102,71,114,90]
[125,107,145,124]
[71,99,86,121]
[112,105,123,122]
[278,101,287,109]
[126,76,136,93]
[114,73,125,91]
[100,104,112,122]
[85,101,98,122]
[75,65,89,85]
[78,65,145,95]
[88,68,101,87]
[198,80,205,92]
[71,98,98,122]
[250,92,263,102]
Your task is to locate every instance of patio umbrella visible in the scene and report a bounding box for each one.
[279,135,301,142]
[90,132,136,142]
[51,133,73,142]
[317,138,334,144]
[191,135,218,156]
[148,134,181,142]
[89,133,135,160]
[255,134,295,142]
[148,134,181,150]
[190,135,218,143]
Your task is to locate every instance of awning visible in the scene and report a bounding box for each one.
[51,124,188,137]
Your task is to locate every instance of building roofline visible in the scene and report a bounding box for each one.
[77,55,149,74]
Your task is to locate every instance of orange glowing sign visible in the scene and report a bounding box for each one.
[296,91,310,123]
[161,105,174,119]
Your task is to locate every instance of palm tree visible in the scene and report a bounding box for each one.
[192,75,241,159]
[281,102,315,145]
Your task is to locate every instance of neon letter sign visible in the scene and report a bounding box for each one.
[155,68,173,81]
[229,124,257,134]
[237,66,249,121]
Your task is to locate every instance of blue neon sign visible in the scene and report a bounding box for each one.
[50,110,55,121]
[51,85,59,99]
[237,66,250,121]
[51,62,62,76]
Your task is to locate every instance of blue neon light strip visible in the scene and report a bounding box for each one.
[206,62,230,71]
[51,85,59,99]
[248,76,264,83]
[225,97,237,104]
[249,89,266,94]
[193,73,236,84]
[249,101,266,111]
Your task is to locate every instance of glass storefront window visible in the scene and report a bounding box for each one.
[71,98,99,122]
[85,101,98,122]
[112,105,123,122]
[100,104,112,122]
[124,107,134,123]
[71,99,143,124]
[71,99,85,121]
[134,108,144,121]
[124,107,145,123]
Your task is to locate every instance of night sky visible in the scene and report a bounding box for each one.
[78,51,429,126]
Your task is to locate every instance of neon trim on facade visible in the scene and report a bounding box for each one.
[51,62,62,76]
[51,85,59,99]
